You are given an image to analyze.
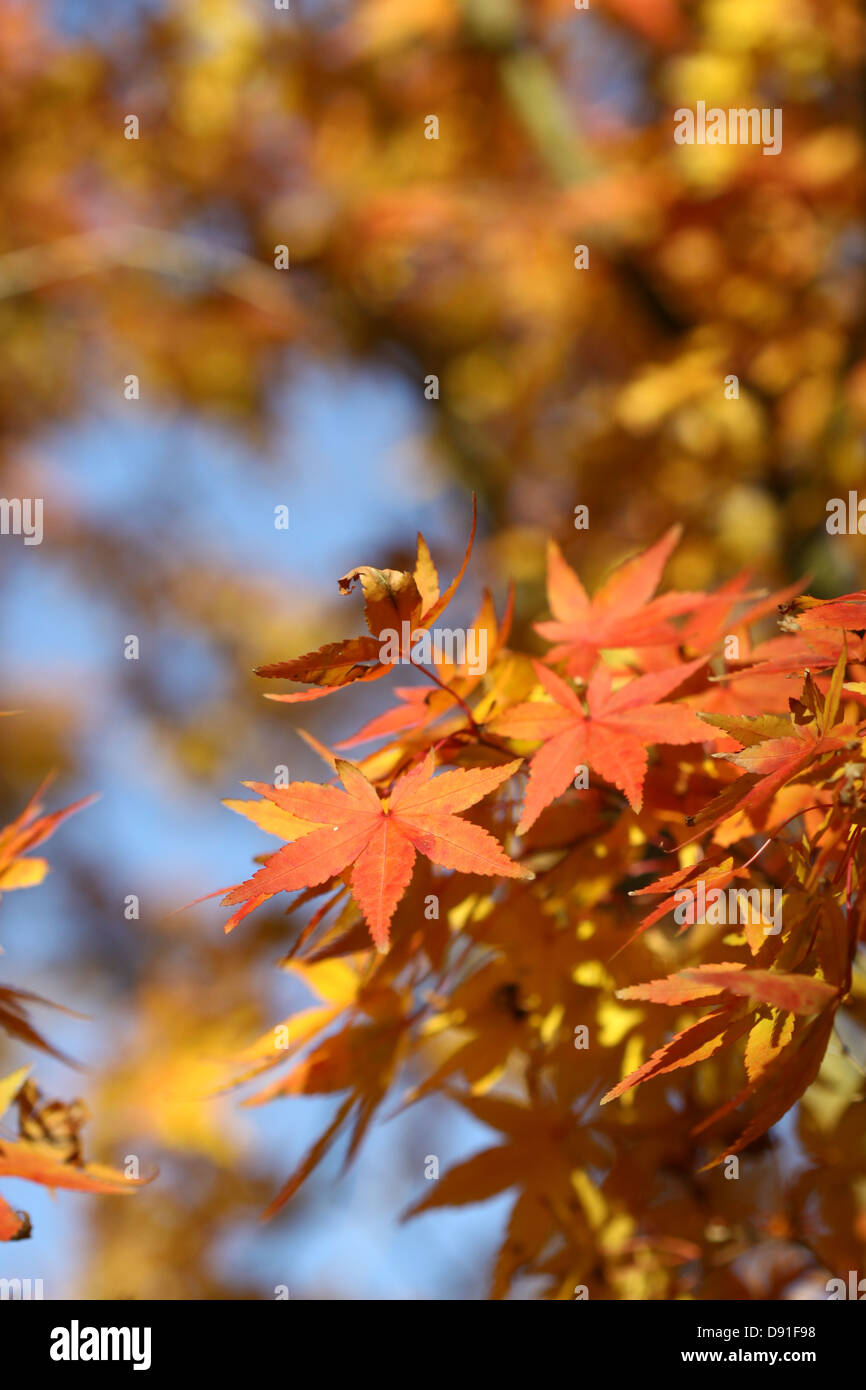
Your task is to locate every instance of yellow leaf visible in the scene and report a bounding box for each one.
[0,858,48,890]
[0,1066,30,1119]
[284,955,362,1006]
[570,1168,607,1231]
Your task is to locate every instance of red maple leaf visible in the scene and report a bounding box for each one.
[687,707,852,836]
[534,526,705,678]
[222,754,531,950]
[488,656,709,831]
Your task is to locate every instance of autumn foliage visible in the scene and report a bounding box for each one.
[218,512,866,1297]
[0,762,143,1242]
[2,0,865,1304]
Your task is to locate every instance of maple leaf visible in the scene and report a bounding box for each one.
[0,784,96,1059]
[337,586,514,749]
[0,1192,28,1241]
[0,1144,144,1197]
[401,1091,610,1297]
[221,957,361,1090]
[255,497,477,702]
[0,985,84,1064]
[722,628,857,683]
[212,519,866,1280]
[534,526,706,678]
[675,574,805,657]
[604,948,843,1161]
[780,591,866,633]
[615,963,838,1018]
[223,963,411,1218]
[222,753,531,951]
[0,1068,147,1239]
[697,1011,838,1168]
[680,966,838,1016]
[0,781,97,895]
[625,853,778,953]
[687,710,851,835]
[488,656,708,831]
[601,1005,752,1106]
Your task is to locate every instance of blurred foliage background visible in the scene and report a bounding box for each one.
[0,0,863,1298]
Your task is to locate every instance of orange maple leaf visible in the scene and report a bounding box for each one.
[680,966,839,1016]
[782,591,866,633]
[0,779,97,895]
[600,1005,752,1106]
[687,717,851,835]
[0,783,97,1060]
[0,1192,27,1241]
[256,498,477,702]
[0,1068,149,1240]
[488,656,708,831]
[603,960,842,1161]
[222,754,531,951]
[615,963,838,1017]
[534,526,705,677]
